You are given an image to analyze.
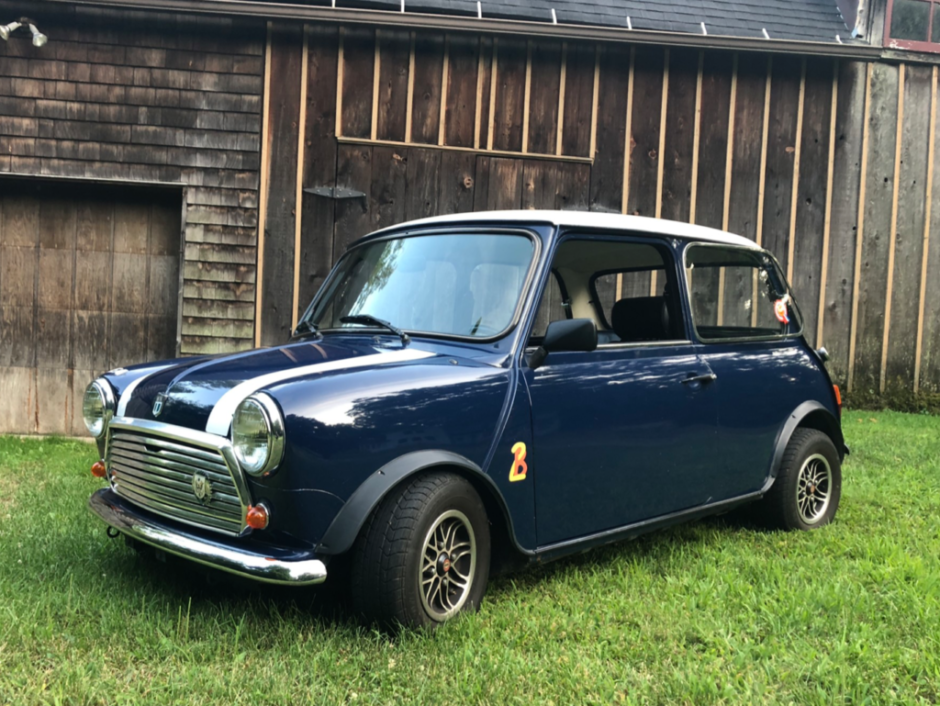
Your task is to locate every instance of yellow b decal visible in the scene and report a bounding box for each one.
[509,442,528,482]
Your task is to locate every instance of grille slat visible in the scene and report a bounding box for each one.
[107,426,247,536]
[112,463,242,508]
[111,432,231,467]
[110,447,236,487]
[115,475,241,522]
[117,486,243,534]
[111,440,231,478]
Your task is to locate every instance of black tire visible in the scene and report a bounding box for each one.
[350,472,491,628]
[757,428,842,531]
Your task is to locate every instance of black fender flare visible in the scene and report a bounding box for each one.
[768,401,845,482]
[315,450,525,556]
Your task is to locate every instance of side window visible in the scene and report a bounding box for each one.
[529,237,684,346]
[591,266,667,331]
[685,245,801,341]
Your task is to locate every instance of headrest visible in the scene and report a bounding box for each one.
[611,296,671,342]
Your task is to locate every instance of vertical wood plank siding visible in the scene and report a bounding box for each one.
[254,27,940,401]
[259,22,303,345]
[3,5,940,403]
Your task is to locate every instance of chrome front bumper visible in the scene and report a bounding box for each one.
[89,489,328,586]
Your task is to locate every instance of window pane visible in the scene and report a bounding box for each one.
[528,239,681,345]
[890,0,930,42]
[933,4,939,42]
[592,269,665,329]
[685,246,799,341]
[310,233,534,338]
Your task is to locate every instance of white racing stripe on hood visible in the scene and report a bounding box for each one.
[115,363,179,417]
[205,348,436,436]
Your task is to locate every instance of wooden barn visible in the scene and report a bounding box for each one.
[0,0,938,434]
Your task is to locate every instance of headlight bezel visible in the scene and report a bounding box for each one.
[231,393,285,477]
[82,379,116,439]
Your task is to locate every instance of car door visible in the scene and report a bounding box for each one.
[525,235,720,547]
[684,243,816,498]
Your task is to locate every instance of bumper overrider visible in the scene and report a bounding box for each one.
[89,489,328,585]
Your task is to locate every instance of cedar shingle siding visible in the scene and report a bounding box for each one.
[0,1,264,355]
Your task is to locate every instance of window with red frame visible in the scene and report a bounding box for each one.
[886,0,939,52]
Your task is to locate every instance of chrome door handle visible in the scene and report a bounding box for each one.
[681,373,717,385]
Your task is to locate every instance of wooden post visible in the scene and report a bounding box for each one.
[717,53,739,324]
[787,57,807,283]
[371,30,381,141]
[522,40,533,154]
[655,48,670,220]
[335,27,345,139]
[753,55,773,327]
[756,56,773,248]
[914,66,938,393]
[292,25,310,330]
[689,51,704,224]
[474,37,485,150]
[405,31,416,143]
[880,63,906,394]
[816,60,840,348]
[255,21,274,348]
[556,42,568,156]
[438,35,450,146]
[848,62,874,394]
[651,48,669,295]
[588,45,601,159]
[487,38,499,151]
[620,46,636,215]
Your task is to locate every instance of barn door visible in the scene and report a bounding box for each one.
[0,180,181,435]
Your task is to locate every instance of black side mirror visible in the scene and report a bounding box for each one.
[529,318,598,370]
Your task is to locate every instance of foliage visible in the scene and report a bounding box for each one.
[0,412,938,705]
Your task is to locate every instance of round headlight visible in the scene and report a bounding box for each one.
[82,380,114,438]
[231,394,285,477]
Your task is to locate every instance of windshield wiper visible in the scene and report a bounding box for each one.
[340,315,410,345]
[292,319,321,339]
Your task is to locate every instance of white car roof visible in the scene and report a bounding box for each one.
[373,210,762,250]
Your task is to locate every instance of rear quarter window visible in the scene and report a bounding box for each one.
[685,245,802,342]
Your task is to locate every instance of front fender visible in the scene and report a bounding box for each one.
[768,400,845,482]
[316,450,526,556]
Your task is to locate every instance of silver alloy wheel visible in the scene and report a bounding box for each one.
[419,509,477,621]
[795,453,833,524]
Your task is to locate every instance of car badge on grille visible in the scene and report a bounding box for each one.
[192,471,213,504]
[152,393,167,418]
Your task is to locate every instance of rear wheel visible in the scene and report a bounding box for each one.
[758,428,842,530]
[351,472,491,628]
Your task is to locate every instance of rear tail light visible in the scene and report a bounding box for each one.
[833,384,842,409]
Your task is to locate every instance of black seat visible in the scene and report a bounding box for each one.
[611,296,671,342]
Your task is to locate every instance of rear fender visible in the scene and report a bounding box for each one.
[769,400,845,482]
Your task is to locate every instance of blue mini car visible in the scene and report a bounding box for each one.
[84,211,846,627]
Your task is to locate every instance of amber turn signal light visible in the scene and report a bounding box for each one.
[91,461,106,478]
[833,384,842,409]
[246,504,270,530]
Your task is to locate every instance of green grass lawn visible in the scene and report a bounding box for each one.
[0,411,938,705]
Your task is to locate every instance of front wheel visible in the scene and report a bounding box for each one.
[351,472,491,628]
[758,428,842,530]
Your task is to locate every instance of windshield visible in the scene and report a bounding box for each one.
[303,233,536,339]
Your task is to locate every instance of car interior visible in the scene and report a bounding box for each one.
[529,238,686,346]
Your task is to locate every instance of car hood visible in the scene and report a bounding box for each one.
[114,338,447,434]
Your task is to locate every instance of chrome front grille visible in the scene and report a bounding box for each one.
[106,420,250,536]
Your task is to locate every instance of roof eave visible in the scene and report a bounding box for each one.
[48,0,881,60]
